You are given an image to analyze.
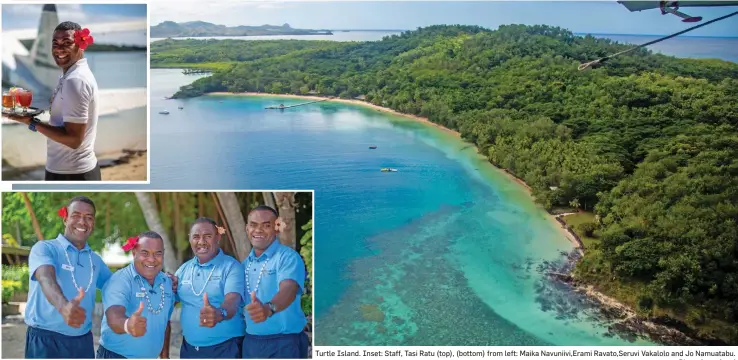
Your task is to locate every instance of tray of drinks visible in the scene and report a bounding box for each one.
[2,107,45,117]
[2,88,41,117]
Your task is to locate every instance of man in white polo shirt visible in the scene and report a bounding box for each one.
[6,21,100,181]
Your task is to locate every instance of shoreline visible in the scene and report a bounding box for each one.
[204,91,705,345]
[210,92,462,138]
[1,151,147,181]
[209,91,580,249]
[100,152,147,181]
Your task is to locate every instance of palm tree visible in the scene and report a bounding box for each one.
[215,192,251,261]
[274,192,297,249]
[135,192,178,272]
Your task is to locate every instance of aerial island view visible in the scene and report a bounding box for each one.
[12,0,738,347]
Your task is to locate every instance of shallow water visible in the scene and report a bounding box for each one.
[14,70,656,345]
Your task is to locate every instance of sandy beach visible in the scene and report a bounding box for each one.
[101,152,147,181]
[210,92,462,138]
[209,91,579,248]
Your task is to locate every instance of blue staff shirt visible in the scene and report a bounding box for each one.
[174,249,245,347]
[24,234,112,336]
[243,240,307,335]
[99,264,175,358]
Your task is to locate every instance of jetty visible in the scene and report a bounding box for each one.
[265,98,329,110]
[182,68,210,75]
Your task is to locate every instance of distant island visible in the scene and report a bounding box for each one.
[328,29,407,32]
[19,40,145,52]
[150,21,333,38]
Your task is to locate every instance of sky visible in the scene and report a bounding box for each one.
[149,0,738,37]
[2,4,147,46]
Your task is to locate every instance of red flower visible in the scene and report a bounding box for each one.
[275,217,286,233]
[74,28,94,50]
[58,206,68,219]
[122,236,139,252]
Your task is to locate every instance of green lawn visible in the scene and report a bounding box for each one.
[561,212,599,249]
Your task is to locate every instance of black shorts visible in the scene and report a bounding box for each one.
[45,163,101,181]
[25,326,94,359]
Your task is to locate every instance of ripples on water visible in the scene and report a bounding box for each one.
[15,69,662,346]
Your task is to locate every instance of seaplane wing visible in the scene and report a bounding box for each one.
[1,88,147,125]
[97,88,147,116]
[619,1,738,12]
[618,1,738,22]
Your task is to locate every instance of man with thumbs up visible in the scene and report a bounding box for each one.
[97,231,176,358]
[174,217,245,358]
[24,196,113,359]
[242,206,309,359]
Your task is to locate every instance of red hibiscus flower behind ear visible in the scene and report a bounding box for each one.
[74,28,94,50]
[122,236,139,252]
[58,206,67,219]
[275,217,287,233]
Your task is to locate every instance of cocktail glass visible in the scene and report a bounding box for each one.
[16,89,32,114]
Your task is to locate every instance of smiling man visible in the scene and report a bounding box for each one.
[5,20,100,181]
[97,232,176,359]
[242,206,309,359]
[24,196,112,358]
[174,217,245,358]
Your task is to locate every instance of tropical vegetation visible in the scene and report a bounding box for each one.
[1,191,313,315]
[151,24,738,343]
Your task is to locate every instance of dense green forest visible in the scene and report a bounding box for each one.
[151,25,738,343]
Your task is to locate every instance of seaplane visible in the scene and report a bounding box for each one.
[618,1,738,23]
[2,4,148,176]
[579,1,738,70]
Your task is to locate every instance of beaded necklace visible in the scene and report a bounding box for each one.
[62,247,94,293]
[135,275,166,315]
[245,257,270,294]
[189,259,216,297]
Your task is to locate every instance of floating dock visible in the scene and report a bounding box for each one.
[265,98,329,109]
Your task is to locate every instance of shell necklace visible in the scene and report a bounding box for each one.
[62,247,94,293]
[245,257,270,294]
[189,260,216,297]
[136,275,166,315]
[50,61,82,106]
[50,75,64,106]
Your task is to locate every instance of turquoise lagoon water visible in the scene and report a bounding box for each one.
[20,69,655,345]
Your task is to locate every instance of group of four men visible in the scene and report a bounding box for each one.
[24,196,310,359]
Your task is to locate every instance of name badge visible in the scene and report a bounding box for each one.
[135,292,146,298]
[182,280,191,285]
[62,264,74,271]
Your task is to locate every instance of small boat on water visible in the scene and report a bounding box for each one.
[369,146,377,149]
[178,106,183,110]
[159,110,170,115]
[381,168,398,172]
